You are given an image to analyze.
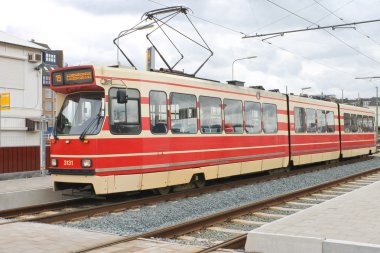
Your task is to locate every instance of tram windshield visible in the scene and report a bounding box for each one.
[56,92,104,136]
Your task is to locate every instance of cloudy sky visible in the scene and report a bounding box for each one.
[1,0,380,99]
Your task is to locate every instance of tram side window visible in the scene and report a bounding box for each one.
[368,116,374,132]
[344,113,351,133]
[109,88,141,134]
[357,115,363,133]
[306,108,316,133]
[224,99,243,134]
[263,103,278,133]
[362,116,369,132]
[317,110,326,133]
[170,93,197,134]
[199,96,222,134]
[351,114,358,133]
[245,101,261,134]
[326,111,335,133]
[294,107,306,133]
[150,91,168,134]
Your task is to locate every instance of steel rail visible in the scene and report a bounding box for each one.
[76,165,380,253]
[0,156,372,223]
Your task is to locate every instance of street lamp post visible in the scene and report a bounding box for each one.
[301,87,311,96]
[232,56,257,80]
[355,76,379,138]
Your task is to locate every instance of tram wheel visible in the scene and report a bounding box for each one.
[156,186,171,195]
[193,174,206,188]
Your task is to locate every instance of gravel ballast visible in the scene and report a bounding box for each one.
[65,157,380,236]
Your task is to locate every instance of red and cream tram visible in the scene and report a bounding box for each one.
[49,65,376,195]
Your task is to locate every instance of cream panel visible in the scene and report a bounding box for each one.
[141,104,149,116]
[168,169,194,185]
[277,114,287,122]
[51,175,109,194]
[282,157,290,167]
[311,153,323,163]
[114,174,142,192]
[299,155,312,165]
[241,160,262,174]
[292,156,300,166]
[200,165,218,180]
[141,171,168,190]
[341,150,352,158]
[218,163,241,178]
[262,157,284,171]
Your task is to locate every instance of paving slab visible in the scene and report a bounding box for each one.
[0,222,122,253]
[245,173,380,253]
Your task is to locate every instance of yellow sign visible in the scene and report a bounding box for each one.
[0,92,10,110]
[65,71,92,81]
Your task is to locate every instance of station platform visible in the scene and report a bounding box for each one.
[0,175,75,211]
[245,174,380,253]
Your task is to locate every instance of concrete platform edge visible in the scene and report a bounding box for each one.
[324,239,380,253]
[0,188,77,211]
[245,231,323,253]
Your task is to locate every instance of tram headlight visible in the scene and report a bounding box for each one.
[81,159,92,168]
[51,158,58,167]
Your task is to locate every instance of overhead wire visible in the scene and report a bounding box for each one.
[147,0,248,36]
[312,0,380,46]
[145,0,370,77]
[250,1,318,33]
[263,0,380,65]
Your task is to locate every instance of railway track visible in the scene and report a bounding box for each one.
[76,166,380,253]
[0,156,372,224]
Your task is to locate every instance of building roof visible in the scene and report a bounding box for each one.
[31,40,50,50]
[0,31,46,50]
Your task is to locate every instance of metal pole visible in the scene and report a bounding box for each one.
[376,86,378,138]
[231,56,257,80]
[232,60,235,80]
[0,93,2,148]
[341,89,343,104]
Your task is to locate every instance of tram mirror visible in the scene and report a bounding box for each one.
[117,89,128,103]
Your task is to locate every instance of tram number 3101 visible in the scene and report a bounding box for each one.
[64,160,74,166]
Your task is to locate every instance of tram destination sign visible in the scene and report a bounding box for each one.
[52,67,94,86]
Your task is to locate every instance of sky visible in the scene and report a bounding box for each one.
[1,0,380,99]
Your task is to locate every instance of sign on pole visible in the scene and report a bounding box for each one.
[0,92,10,110]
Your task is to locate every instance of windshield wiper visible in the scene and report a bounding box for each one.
[79,113,103,141]
[53,117,59,140]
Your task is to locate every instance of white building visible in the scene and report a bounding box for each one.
[0,31,46,173]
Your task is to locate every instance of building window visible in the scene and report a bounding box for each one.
[199,96,222,134]
[170,93,197,134]
[149,91,167,134]
[109,88,141,134]
[45,89,52,99]
[42,75,50,85]
[263,103,278,133]
[224,99,243,134]
[45,102,52,112]
[245,101,261,134]
[45,53,56,63]
[294,107,306,133]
